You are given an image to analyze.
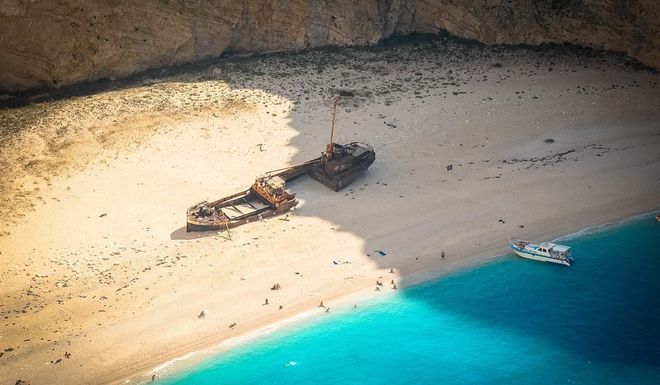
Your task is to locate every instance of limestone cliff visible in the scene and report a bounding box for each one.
[1,0,658,93]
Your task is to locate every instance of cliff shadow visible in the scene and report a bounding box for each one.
[211,34,660,367]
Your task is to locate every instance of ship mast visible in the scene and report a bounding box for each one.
[325,98,338,163]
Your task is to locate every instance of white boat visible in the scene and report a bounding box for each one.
[509,239,574,266]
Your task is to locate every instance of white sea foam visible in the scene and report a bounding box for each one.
[222,309,316,347]
[555,211,658,242]
[151,350,199,375]
[140,308,320,384]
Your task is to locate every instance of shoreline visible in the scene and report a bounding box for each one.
[126,209,660,385]
[1,36,659,385]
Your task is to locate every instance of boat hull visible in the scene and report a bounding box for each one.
[509,240,573,266]
[309,150,375,191]
[185,141,375,232]
[511,248,572,266]
[186,198,297,232]
[309,164,365,191]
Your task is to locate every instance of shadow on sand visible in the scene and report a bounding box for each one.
[169,226,230,241]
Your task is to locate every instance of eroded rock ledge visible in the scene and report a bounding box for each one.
[1,0,658,93]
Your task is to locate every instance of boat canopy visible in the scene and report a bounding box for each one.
[552,244,571,253]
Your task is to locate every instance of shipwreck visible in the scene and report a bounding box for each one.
[186,97,375,232]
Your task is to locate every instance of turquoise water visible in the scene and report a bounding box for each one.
[161,215,660,384]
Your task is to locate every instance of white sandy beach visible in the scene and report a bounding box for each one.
[1,40,659,385]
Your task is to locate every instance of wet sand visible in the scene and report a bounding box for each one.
[1,36,659,385]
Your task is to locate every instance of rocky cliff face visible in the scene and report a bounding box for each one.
[1,0,658,93]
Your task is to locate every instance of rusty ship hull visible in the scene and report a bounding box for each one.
[309,142,376,191]
[186,190,297,232]
[186,160,317,232]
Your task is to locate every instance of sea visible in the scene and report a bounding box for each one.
[159,214,660,385]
